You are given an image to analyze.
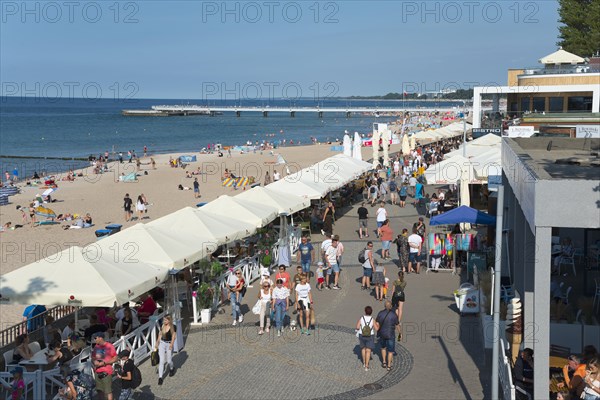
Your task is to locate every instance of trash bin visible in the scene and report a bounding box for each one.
[453,283,480,314]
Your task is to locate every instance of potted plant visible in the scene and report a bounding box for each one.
[210,261,224,280]
[196,282,215,323]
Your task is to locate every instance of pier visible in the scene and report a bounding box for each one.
[121,105,469,117]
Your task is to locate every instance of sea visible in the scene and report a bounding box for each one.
[0,97,463,178]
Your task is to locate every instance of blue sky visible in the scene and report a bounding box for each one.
[1,1,561,99]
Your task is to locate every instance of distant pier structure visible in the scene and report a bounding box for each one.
[122,105,468,117]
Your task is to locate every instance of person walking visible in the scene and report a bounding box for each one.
[155,314,176,385]
[295,274,313,335]
[296,236,314,282]
[377,219,394,260]
[264,171,271,185]
[368,182,378,206]
[136,195,146,220]
[389,178,398,205]
[356,306,376,371]
[257,280,272,335]
[394,229,410,272]
[91,333,117,399]
[357,202,369,239]
[399,184,408,208]
[374,301,399,371]
[232,270,245,325]
[325,237,341,290]
[362,242,374,290]
[372,259,386,301]
[335,234,345,270]
[193,178,200,198]
[116,349,136,400]
[391,271,407,338]
[375,202,387,237]
[271,279,290,337]
[408,227,423,274]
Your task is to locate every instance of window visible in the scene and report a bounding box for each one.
[549,97,564,113]
[568,96,593,112]
[510,102,518,112]
[520,97,530,113]
[532,97,545,113]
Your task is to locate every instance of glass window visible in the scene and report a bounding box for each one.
[549,97,564,113]
[568,96,593,112]
[532,97,545,112]
[510,102,518,112]
[520,97,530,113]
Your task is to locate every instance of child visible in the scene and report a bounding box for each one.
[383,277,390,299]
[316,262,325,291]
[6,367,25,400]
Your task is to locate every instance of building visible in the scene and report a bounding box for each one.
[473,49,600,130]
[501,136,600,397]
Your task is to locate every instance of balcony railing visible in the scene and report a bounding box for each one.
[519,66,600,76]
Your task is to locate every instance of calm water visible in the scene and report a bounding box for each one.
[0,97,462,177]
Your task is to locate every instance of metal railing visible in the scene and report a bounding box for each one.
[0,305,75,349]
[520,66,600,76]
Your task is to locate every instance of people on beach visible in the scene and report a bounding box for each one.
[136,195,146,219]
[123,194,133,222]
[193,178,200,198]
[264,171,271,185]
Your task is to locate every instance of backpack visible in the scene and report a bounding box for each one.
[131,362,142,389]
[361,317,372,337]
[358,248,367,264]
[370,186,376,194]
[389,181,397,192]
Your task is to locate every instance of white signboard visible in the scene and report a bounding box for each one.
[373,123,388,135]
[506,126,535,138]
[576,125,600,138]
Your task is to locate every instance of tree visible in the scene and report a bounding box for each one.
[557,0,600,57]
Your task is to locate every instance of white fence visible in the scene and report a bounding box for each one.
[0,312,165,399]
[498,337,516,400]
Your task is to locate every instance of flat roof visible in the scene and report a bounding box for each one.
[505,137,600,180]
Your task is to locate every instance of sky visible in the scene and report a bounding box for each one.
[1,0,561,99]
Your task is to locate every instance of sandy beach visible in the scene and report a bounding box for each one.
[0,141,404,327]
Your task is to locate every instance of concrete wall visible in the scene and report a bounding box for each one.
[535,180,600,229]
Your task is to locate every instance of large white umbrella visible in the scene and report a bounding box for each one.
[149,206,256,245]
[269,178,329,200]
[235,186,310,214]
[372,129,381,168]
[410,135,416,150]
[402,134,410,155]
[424,155,480,185]
[353,132,363,161]
[0,246,167,307]
[381,128,390,167]
[201,195,279,228]
[343,134,352,157]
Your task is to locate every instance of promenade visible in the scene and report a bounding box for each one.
[134,197,491,399]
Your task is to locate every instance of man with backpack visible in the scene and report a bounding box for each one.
[388,179,398,205]
[116,349,141,400]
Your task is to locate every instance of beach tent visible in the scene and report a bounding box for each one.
[0,246,167,307]
[235,186,310,214]
[179,155,197,163]
[424,155,480,185]
[353,132,362,161]
[430,205,496,226]
[471,148,502,180]
[200,195,279,228]
[92,223,206,270]
[269,179,329,200]
[446,134,501,159]
[325,154,373,179]
[148,207,255,246]
[343,134,352,157]
[410,135,416,150]
[119,172,137,182]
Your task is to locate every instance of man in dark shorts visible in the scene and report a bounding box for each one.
[193,178,200,198]
[357,202,369,239]
[123,193,133,222]
[375,301,399,371]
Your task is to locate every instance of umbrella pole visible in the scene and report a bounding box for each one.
[75,307,78,331]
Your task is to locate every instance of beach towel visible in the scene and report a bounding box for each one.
[119,172,137,182]
[222,177,250,187]
[428,233,444,256]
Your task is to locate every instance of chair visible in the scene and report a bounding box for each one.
[426,202,438,218]
[573,247,584,264]
[501,284,515,303]
[299,221,311,236]
[550,344,571,358]
[593,279,600,313]
[28,341,41,354]
[558,255,576,276]
[3,349,17,372]
[560,286,572,305]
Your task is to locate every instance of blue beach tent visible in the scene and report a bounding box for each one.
[179,155,197,162]
[429,205,496,226]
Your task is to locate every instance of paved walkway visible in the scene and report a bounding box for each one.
[134,195,491,399]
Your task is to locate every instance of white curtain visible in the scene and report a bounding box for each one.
[353,132,362,161]
[343,134,352,157]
